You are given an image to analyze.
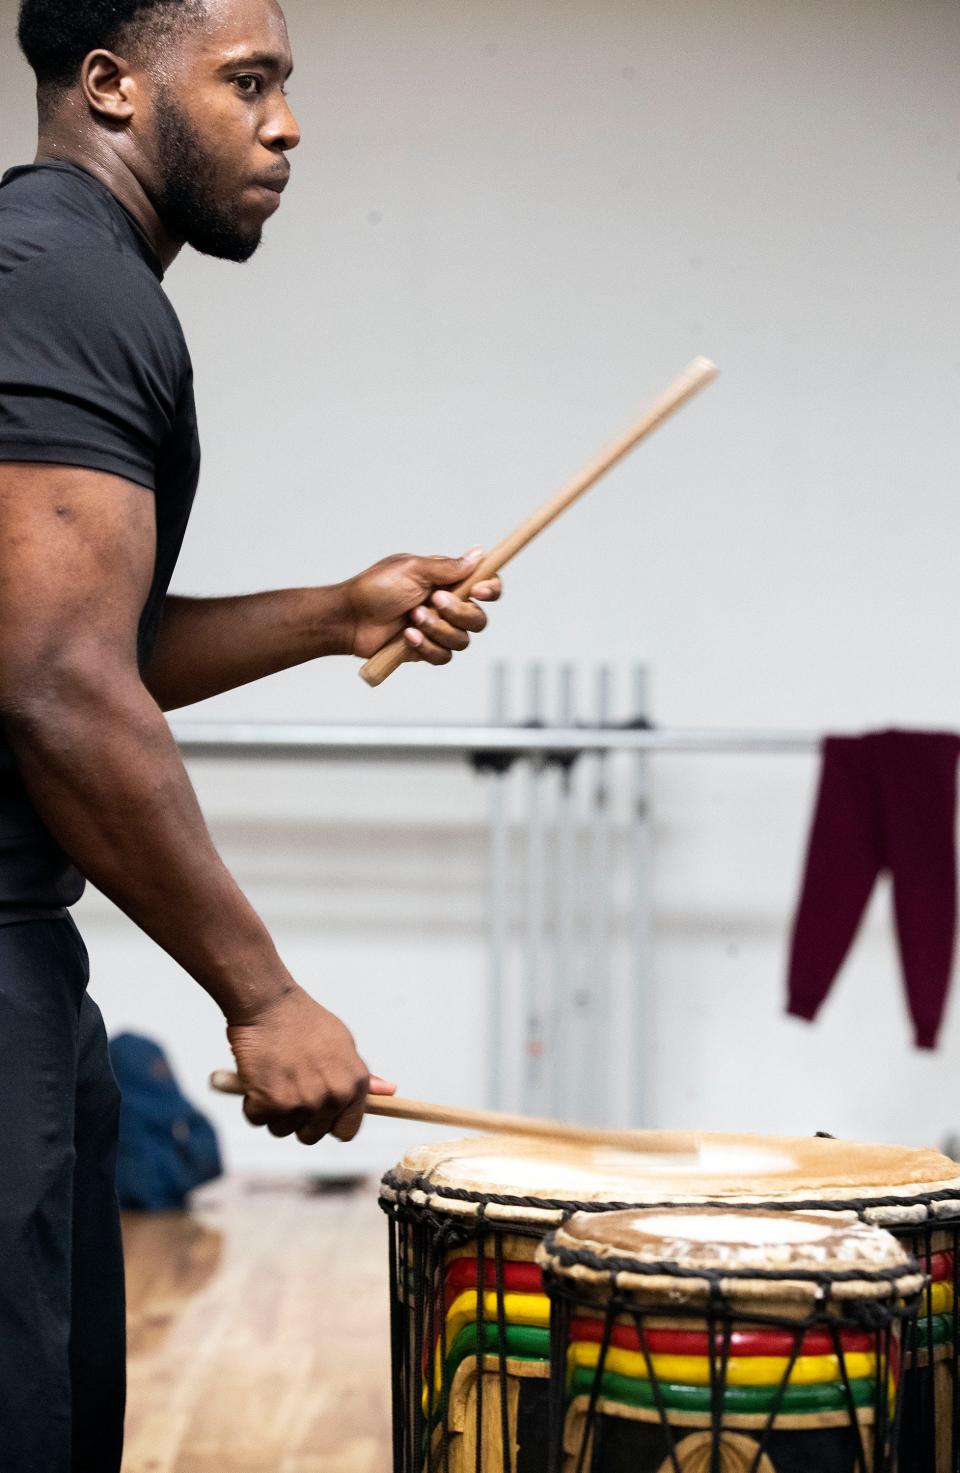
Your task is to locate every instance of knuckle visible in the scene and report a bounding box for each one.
[242,1096,269,1127]
[331,1077,360,1110]
[301,1105,333,1140]
[306,1085,333,1113]
[334,1120,361,1143]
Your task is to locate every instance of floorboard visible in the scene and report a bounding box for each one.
[122,1176,391,1473]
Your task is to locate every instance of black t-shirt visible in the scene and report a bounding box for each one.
[0,162,201,920]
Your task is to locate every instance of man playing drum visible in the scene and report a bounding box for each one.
[0,0,501,1467]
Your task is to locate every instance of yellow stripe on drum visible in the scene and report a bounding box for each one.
[925,1281,954,1316]
[443,1289,551,1347]
[567,1341,878,1388]
[430,1290,551,1394]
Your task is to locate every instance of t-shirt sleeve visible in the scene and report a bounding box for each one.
[0,248,187,492]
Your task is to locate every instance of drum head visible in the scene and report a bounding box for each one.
[540,1206,925,1314]
[381,1131,960,1227]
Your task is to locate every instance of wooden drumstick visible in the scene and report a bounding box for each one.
[359,356,718,688]
[209,1071,697,1156]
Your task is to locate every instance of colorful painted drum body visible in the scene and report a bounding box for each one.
[537,1207,923,1473]
[379,1132,960,1473]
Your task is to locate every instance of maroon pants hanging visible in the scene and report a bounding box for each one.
[787,729,960,1049]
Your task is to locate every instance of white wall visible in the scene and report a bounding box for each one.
[2,0,960,1173]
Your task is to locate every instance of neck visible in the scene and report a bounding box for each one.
[35,123,184,271]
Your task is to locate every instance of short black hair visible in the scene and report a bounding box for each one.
[18,0,206,92]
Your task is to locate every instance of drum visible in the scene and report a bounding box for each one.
[537,1206,924,1473]
[380,1131,701,1473]
[379,1132,960,1473]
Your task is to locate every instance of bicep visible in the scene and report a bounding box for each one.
[0,464,155,697]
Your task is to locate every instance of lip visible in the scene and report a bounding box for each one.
[251,183,285,214]
[252,173,289,194]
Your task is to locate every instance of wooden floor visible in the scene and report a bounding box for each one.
[122,1176,391,1473]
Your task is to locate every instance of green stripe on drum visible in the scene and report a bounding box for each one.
[568,1367,878,1415]
[911,1313,953,1348]
[426,1322,552,1421]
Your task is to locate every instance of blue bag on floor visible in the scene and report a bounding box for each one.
[109,1033,223,1211]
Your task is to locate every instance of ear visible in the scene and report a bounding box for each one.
[79,50,137,124]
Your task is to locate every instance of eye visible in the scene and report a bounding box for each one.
[233,74,263,96]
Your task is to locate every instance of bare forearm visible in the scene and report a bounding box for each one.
[0,462,392,1147]
[143,551,504,709]
[143,586,355,711]
[3,673,293,1021]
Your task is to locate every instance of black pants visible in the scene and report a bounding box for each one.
[0,918,125,1472]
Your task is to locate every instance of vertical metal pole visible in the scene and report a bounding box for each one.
[630,665,654,1126]
[523,663,547,1116]
[486,663,510,1109]
[553,664,578,1120]
[586,666,612,1125]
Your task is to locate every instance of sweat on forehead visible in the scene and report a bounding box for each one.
[186,0,292,69]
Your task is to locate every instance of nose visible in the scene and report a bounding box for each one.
[261,92,301,153]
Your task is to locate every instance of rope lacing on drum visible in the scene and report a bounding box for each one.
[379,1175,947,1473]
[542,1239,922,1296]
[378,1167,960,1223]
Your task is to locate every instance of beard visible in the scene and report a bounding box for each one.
[153,90,263,263]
